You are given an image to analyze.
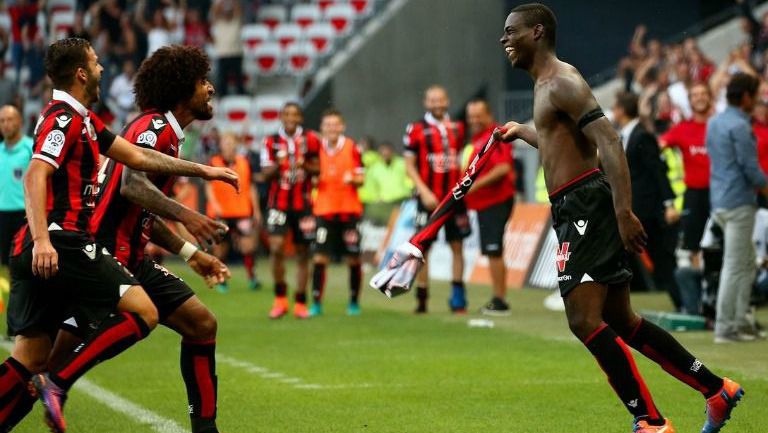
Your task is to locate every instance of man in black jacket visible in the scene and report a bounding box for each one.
[613,91,682,309]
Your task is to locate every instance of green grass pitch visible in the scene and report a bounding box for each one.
[3,260,767,432]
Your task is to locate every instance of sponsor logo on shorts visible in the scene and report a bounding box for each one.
[690,359,702,372]
[627,399,638,408]
[555,242,571,272]
[557,275,572,282]
[82,243,97,260]
[574,219,588,236]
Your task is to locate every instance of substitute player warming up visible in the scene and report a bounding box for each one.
[498,4,742,433]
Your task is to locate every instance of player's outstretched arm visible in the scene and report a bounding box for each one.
[121,167,228,247]
[149,219,230,287]
[24,160,59,279]
[105,135,240,191]
[550,74,647,253]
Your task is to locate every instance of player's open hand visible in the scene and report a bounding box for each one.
[204,166,240,192]
[616,210,647,254]
[370,242,424,298]
[188,250,231,288]
[32,238,59,279]
[182,211,228,248]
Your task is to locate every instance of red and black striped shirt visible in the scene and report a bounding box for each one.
[12,90,116,255]
[403,113,465,201]
[261,127,320,212]
[92,110,184,270]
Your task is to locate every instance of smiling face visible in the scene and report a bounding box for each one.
[500,12,537,70]
[424,87,449,120]
[688,83,711,116]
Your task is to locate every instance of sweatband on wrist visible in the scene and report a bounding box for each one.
[180,242,198,262]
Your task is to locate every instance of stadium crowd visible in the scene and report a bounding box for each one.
[610,0,768,341]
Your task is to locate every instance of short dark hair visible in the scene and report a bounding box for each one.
[45,38,91,89]
[614,91,639,119]
[321,108,343,120]
[467,97,492,113]
[134,45,211,112]
[282,101,303,114]
[726,72,760,106]
[510,3,557,48]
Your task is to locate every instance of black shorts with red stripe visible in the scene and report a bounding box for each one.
[549,170,632,297]
[61,256,195,338]
[7,231,138,337]
[314,214,361,256]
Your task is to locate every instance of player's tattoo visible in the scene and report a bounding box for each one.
[121,167,194,222]
[149,218,185,254]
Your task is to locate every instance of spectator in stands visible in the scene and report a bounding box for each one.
[706,72,768,342]
[0,105,33,271]
[613,92,681,308]
[211,0,244,96]
[183,7,210,49]
[137,1,182,57]
[8,0,41,87]
[404,85,470,314]
[366,142,412,206]
[310,109,365,316]
[0,63,19,109]
[668,61,693,120]
[737,0,768,65]
[464,98,515,316]
[711,45,758,112]
[206,131,262,292]
[109,59,137,126]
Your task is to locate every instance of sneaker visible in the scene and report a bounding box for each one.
[347,302,361,316]
[309,303,323,317]
[714,333,756,344]
[480,297,511,316]
[293,302,309,319]
[269,297,289,319]
[633,417,676,432]
[248,278,261,291]
[701,378,744,433]
[31,373,67,433]
[448,286,467,313]
[215,282,229,294]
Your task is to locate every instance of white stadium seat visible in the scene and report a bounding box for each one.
[249,42,283,76]
[258,4,288,30]
[306,22,336,56]
[241,24,272,55]
[251,95,286,124]
[47,0,76,14]
[324,4,355,36]
[313,0,337,13]
[218,96,252,125]
[349,0,374,17]
[273,23,303,51]
[286,43,317,76]
[292,3,322,29]
[50,11,75,41]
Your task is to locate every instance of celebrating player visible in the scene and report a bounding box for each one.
[206,131,262,292]
[404,85,470,314]
[498,4,741,432]
[0,38,238,432]
[261,103,320,319]
[310,109,365,316]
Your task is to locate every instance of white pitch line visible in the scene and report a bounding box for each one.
[0,341,186,433]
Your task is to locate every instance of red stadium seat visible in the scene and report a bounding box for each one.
[324,4,355,36]
[274,23,303,50]
[50,11,75,41]
[241,24,272,55]
[250,42,283,76]
[314,0,337,12]
[286,43,317,76]
[306,23,336,56]
[349,0,373,17]
[252,95,287,126]
[292,4,322,29]
[218,96,252,125]
[258,4,288,30]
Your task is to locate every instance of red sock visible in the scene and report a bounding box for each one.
[243,255,255,280]
[52,312,151,389]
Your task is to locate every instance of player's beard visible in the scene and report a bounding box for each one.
[192,99,213,121]
[84,72,100,105]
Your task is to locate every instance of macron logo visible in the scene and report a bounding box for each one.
[151,119,165,129]
[574,220,588,236]
[55,115,72,128]
[627,399,638,408]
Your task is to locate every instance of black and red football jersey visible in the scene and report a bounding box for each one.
[260,127,320,212]
[11,90,116,255]
[92,110,184,270]
[403,113,465,200]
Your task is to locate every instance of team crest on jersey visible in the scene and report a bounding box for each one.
[555,242,571,272]
[137,131,158,148]
[41,129,66,157]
